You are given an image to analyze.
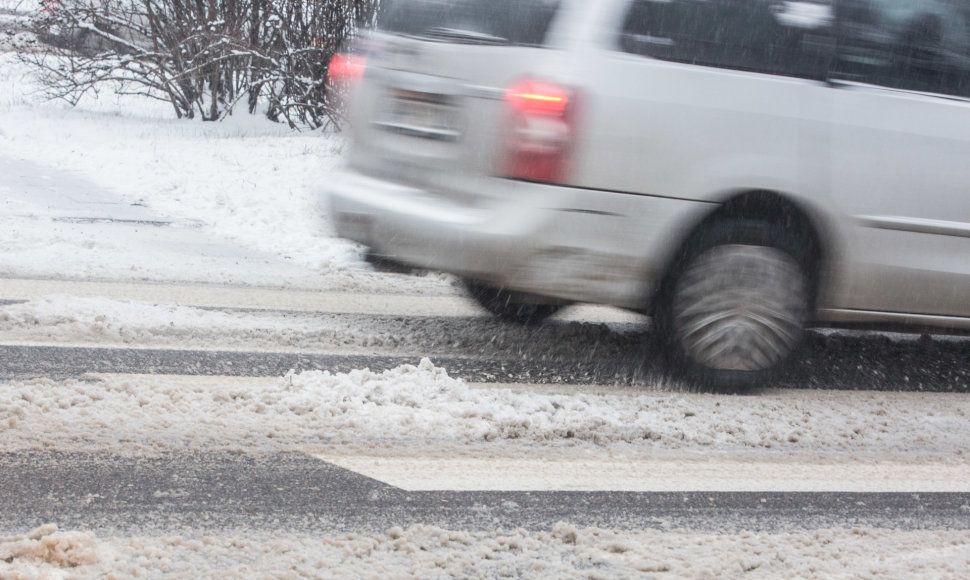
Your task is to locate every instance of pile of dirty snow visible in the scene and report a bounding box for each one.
[2,523,969,579]
[2,359,968,458]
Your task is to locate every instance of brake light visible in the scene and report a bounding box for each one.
[501,79,575,183]
[506,81,569,115]
[328,53,366,86]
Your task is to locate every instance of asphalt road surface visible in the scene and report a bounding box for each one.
[2,451,968,536]
[1,277,969,539]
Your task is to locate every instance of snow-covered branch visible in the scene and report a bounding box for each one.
[24,0,379,126]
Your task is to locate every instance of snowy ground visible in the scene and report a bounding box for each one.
[1,360,968,463]
[0,49,453,293]
[2,39,970,579]
[3,523,969,580]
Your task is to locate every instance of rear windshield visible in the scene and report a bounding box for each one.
[378,0,561,46]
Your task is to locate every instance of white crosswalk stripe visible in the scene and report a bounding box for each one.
[316,453,970,493]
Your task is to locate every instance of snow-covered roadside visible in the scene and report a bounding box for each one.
[0,52,456,293]
[0,51,348,271]
[0,294,364,350]
[0,292,637,354]
[2,523,969,580]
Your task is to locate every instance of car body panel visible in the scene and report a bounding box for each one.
[823,83,970,317]
[330,169,714,308]
[327,0,970,331]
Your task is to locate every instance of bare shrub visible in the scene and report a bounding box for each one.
[23,0,377,127]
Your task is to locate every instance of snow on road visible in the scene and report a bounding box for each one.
[3,523,969,580]
[2,360,968,466]
[2,40,970,580]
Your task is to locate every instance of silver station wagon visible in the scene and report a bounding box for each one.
[327,0,970,390]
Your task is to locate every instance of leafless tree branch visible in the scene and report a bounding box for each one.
[23,0,379,127]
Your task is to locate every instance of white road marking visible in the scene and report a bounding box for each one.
[314,454,970,493]
[0,277,645,323]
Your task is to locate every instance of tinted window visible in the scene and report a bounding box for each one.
[832,0,970,97]
[378,0,560,47]
[619,0,835,79]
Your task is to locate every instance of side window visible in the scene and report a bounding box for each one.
[618,0,835,80]
[833,0,970,97]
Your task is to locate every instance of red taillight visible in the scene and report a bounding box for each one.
[506,80,570,116]
[328,53,367,86]
[501,79,575,183]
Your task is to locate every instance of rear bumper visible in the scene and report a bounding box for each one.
[327,169,710,309]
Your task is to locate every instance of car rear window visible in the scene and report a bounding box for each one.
[377,0,561,47]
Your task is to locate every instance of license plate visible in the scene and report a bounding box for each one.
[376,90,462,141]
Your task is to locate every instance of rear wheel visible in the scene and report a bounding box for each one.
[464,280,563,325]
[656,220,812,391]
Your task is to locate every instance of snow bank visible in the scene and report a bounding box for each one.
[0,525,106,575]
[0,293,613,354]
[2,523,968,579]
[0,49,356,273]
[0,294,342,348]
[0,52,454,293]
[2,359,968,457]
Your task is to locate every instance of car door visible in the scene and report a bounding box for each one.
[825,0,970,318]
[581,0,833,202]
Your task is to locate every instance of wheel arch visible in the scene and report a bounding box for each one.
[648,189,830,316]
